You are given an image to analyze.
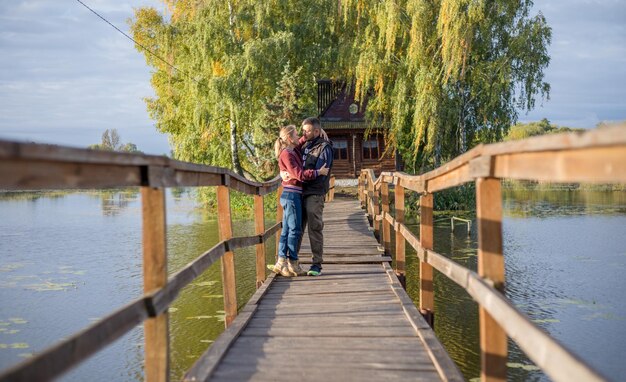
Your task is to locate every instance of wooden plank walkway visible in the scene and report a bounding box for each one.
[184,198,463,382]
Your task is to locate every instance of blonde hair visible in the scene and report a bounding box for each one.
[274,125,297,158]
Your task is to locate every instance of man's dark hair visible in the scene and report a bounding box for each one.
[302,117,321,130]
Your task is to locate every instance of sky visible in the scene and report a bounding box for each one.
[0,1,624,155]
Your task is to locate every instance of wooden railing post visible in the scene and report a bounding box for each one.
[217,184,237,328]
[476,178,507,382]
[372,186,381,238]
[254,194,265,289]
[364,174,371,213]
[394,184,406,288]
[419,193,435,327]
[326,175,335,202]
[381,181,391,254]
[275,185,283,260]
[141,187,169,382]
[358,173,364,207]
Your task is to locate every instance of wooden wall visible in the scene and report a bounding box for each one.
[326,130,396,178]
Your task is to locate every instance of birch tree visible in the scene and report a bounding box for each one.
[130,0,342,179]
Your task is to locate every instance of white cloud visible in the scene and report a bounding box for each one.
[521,0,626,127]
[0,0,624,151]
[0,0,169,154]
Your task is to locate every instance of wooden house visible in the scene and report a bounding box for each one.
[317,80,401,178]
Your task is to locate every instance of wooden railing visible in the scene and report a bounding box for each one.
[359,125,626,382]
[0,140,285,382]
[325,175,336,202]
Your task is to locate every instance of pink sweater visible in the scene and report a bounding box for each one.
[278,147,318,192]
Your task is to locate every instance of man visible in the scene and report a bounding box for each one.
[282,117,333,276]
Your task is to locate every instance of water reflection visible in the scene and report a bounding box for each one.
[504,188,626,217]
[92,189,140,216]
[0,189,279,381]
[399,189,626,382]
[1,188,624,381]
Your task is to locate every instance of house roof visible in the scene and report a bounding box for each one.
[319,83,368,122]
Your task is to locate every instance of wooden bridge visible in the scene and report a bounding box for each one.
[0,125,625,382]
[182,197,462,381]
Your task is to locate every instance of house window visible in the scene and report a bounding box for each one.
[363,138,379,159]
[333,139,348,160]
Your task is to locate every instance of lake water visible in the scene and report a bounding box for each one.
[0,188,625,381]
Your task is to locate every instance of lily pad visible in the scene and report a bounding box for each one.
[24,281,76,291]
[532,318,560,324]
[59,269,86,276]
[0,263,26,272]
[507,362,541,371]
[0,343,29,349]
[9,275,37,281]
[194,281,218,287]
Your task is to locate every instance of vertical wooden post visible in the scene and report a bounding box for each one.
[381,181,391,254]
[275,185,283,260]
[217,185,237,328]
[325,176,335,202]
[476,178,507,382]
[141,187,169,382]
[254,194,265,289]
[394,184,406,288]
[372,186,381,238]
[358,173,364,207]
[419,193,434,327]
[364,173,369,211]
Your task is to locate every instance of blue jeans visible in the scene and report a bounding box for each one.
[278,191,303,260]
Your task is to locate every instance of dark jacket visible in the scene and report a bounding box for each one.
[301,136,333,196]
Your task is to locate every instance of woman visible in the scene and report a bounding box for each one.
[272,125,329,276]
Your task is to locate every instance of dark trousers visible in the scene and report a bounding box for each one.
[297,194,325,268]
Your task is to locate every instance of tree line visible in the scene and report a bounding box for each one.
[129,0,551,178]
[89,129,141,153]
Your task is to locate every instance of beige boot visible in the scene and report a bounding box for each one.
[270,257,287,274]
[287,259,307,277]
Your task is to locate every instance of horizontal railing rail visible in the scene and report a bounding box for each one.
[0,139,285,382]
[0,140,280,194]
[359,125,625,382]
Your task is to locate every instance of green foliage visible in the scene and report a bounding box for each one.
[339,0,552,172]
[130,0,342,180]
[130,1,554,215]
[433,184,476,211]
[505,118,583,141]
[195,187,279,218]
[88,129,142,153]
[403,184,476,218]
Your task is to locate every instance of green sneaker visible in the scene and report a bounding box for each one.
[307,265,322,276]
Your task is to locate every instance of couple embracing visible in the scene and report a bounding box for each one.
[271,117,333,277]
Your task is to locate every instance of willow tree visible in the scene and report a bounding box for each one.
[339,0,551,171]
[130,0,342,179]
